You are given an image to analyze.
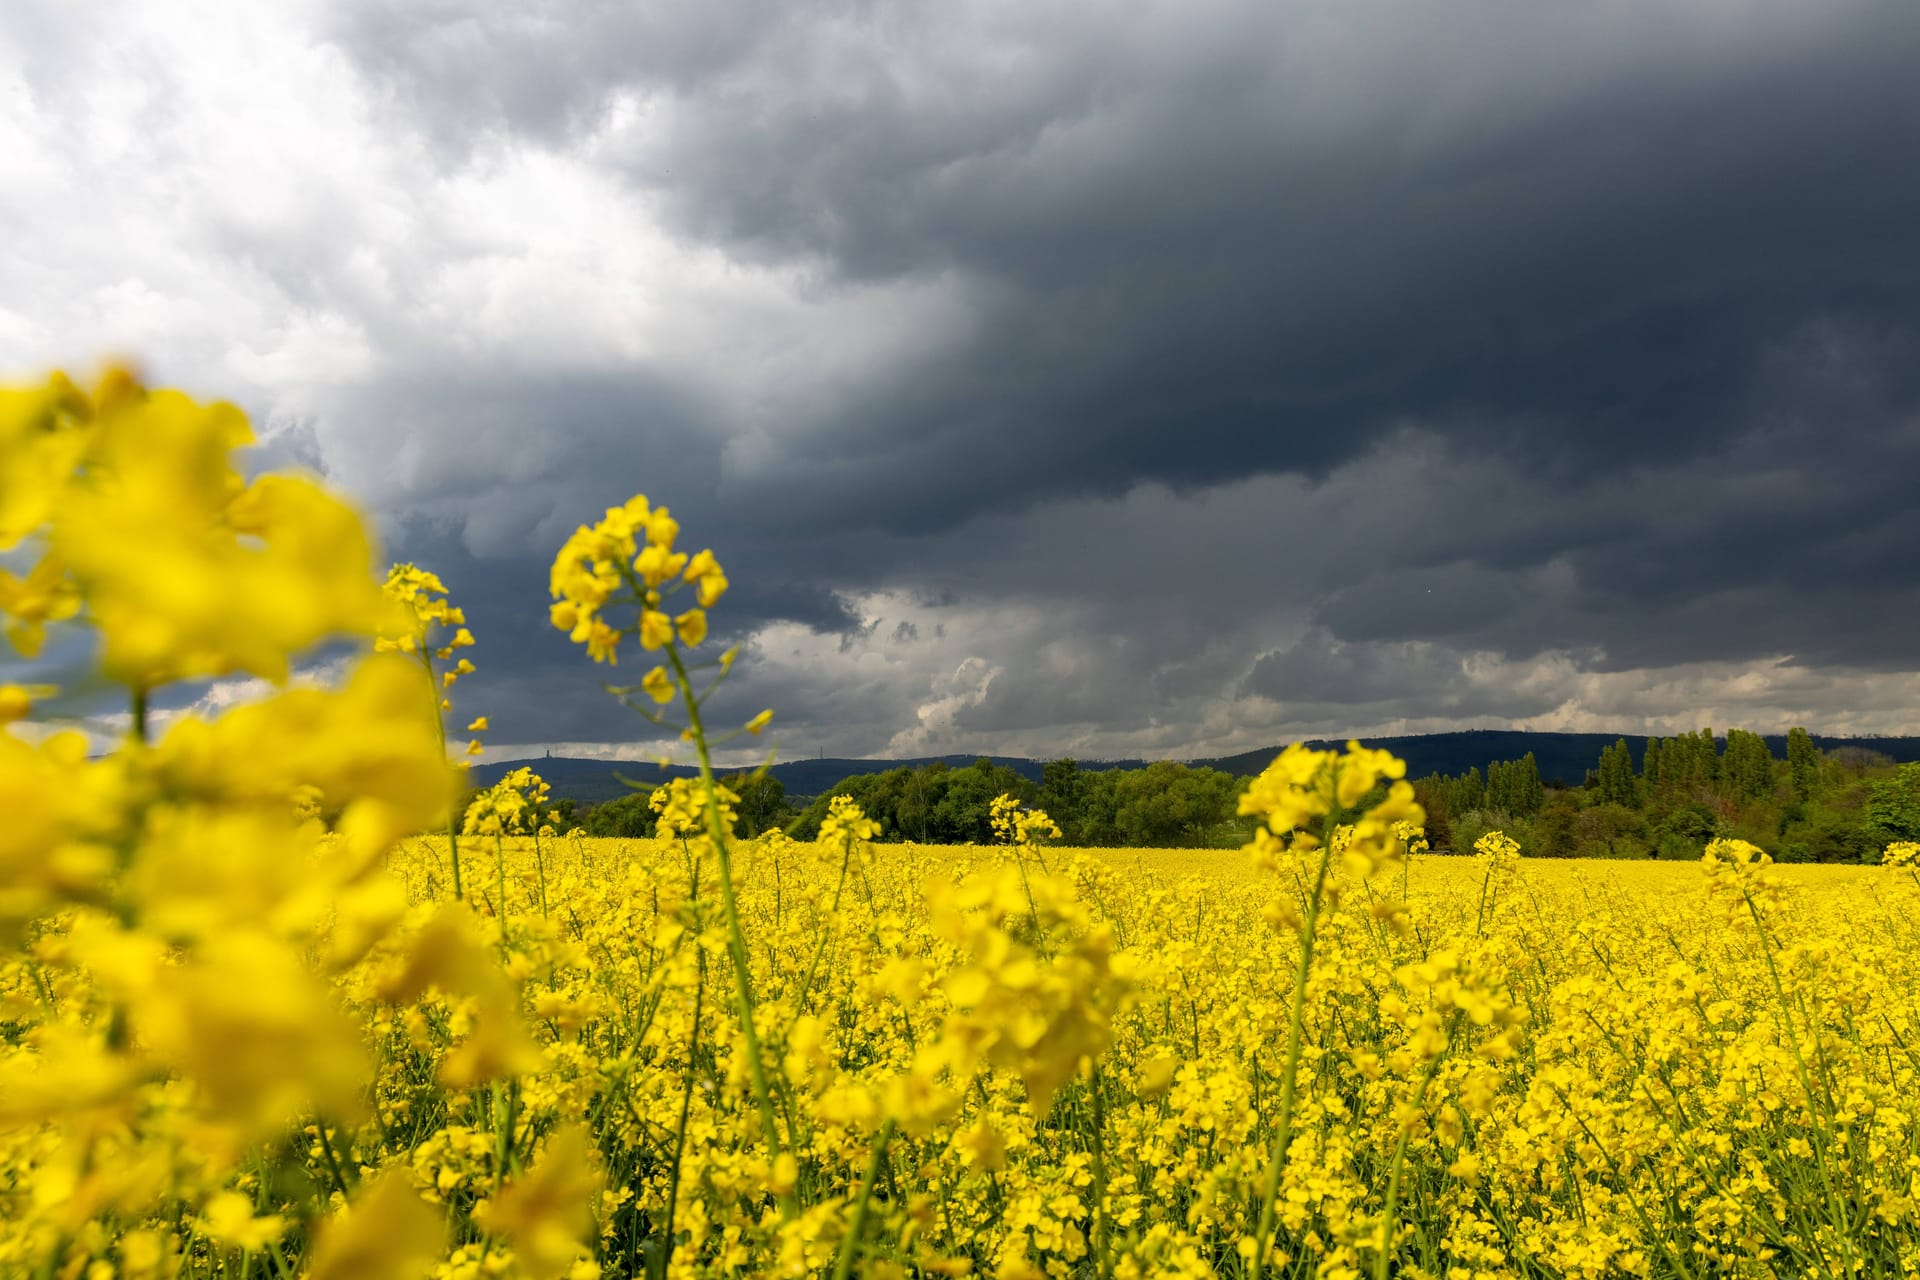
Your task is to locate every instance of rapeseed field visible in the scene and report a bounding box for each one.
[5,370,1919,1279]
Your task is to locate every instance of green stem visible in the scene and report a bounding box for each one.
[418,650,463,898]
[830,1119,897,1280]
[665,643,793,1216]
[493,1079,519,1191]
[655,948,707,1280]
[1250,817,1340,1280]
[315,1124,354,1202]
[532,829,550,918]
[1091,1067,1113,1280]
[1742,887,1852,1270]
[1475,860,1495,936]
[790,830,856,1015]
[495,835,509,952]
[1372,1020,1455,1280]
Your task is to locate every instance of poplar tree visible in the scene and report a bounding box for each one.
[1597,738,1638,807]
[1723,729,1773,801]
[1698,728,1720,783]
[1488,753,1546,816]
[1520,751,1546,815]
[1787,727,1821,802]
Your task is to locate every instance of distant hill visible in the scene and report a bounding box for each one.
[479,731,1920,805]
[471,752,1151,805]
[1194,731,1648,786]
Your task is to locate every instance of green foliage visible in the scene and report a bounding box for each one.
[1654,802,1720,860]
[1413,754,1546,847]
[1866,763,1920,846]
[1487,753,1545,817]
[1410,776,1454,852]
[697,726,1904,863]
[788,757,1245,847]
[1787,726,1821,802]
[729,771,793,838]
[788,758,1037,843]
[1446,809,1497,857]
[582,790,657,838]
[1110,762,1243,847]
[1571,802,1648,858]
[1595,739,1638,808]
[1722,729,1775,801]
[1529,789,1578,857]
[1414,766,1484,832]
[1647,729,1722,794]
[1776,802,1880,864]
[1547,726,1899,864]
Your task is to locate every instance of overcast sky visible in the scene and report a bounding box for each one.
[5,0,1920,763]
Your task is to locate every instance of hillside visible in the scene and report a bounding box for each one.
[471,752,1150,805]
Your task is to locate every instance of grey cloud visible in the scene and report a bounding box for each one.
[11,0,1920,761]
[1242,630,1562,722]
[330,0,1920,518]
[326,2,785,149]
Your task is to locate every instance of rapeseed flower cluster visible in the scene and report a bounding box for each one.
[7,368,1920,1280]
[0,369,478,1275]
[465,768,554,838]
[548,496,726,672]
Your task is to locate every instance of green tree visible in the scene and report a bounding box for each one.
[1656,802,1719,859]
[1486,760,1513,813]
[1595,738,1638,808]
[929,759,1035,843]
[527,796,580,833]
[1458,766,1485,812]
[787,768,904,840]
[1866,763,1920,847]
[1786,727,1821,801]
[1111,762,1240,847]
[729,771,792,838]
[1722,729,1774,801]
[1041,758,1086,840]
[583,790,657,838]
[1572,802,1647,858]
[1074,769,1123,845]
[1488,753,1545,817]
[1411,776,1453,852]
[1528,789,1578,856]
[1697,728,1721,786]
[1778,803,1879,864]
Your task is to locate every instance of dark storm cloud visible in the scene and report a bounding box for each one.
[11,0,1920,756]
[1242,630,1564,723]
[331,1,1920,520]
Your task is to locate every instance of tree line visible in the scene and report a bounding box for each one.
[785,757,1249,847]
[555,757,1250,847]
[538,725,1920,862]
[1416,728,1920,862]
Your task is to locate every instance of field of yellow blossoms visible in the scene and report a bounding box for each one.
[6,369,1920,1280]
